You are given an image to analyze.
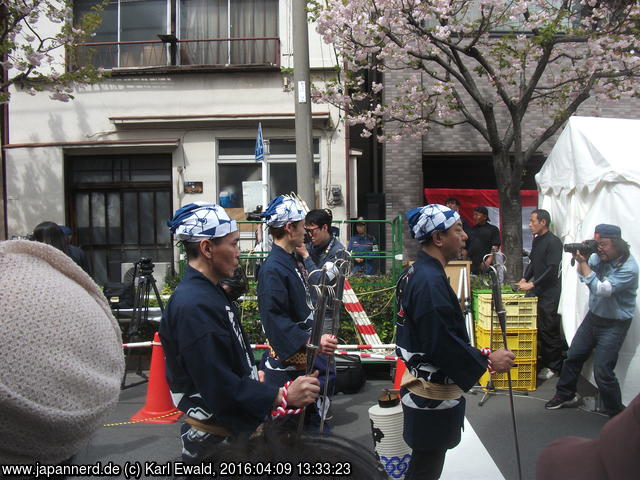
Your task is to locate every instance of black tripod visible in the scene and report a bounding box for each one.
[122,257,165,389]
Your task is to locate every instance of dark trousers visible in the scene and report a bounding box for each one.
[536,292,567,372]
[556,312,631,413]
[405,449,447,480]
[180,422,227,463]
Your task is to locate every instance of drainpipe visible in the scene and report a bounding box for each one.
[1,23,8,239]
[1,98,6,240]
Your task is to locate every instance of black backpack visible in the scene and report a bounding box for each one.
[103,281,135,309]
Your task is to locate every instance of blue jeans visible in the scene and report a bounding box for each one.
[556,312,631,413]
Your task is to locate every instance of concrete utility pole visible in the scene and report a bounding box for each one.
[1,47,7,239]
[292,0,315,208]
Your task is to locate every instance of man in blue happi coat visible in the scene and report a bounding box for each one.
[258,196,338,428]
[397,204,515,479]
[160,202,320,462]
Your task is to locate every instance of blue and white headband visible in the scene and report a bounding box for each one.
[167,202,237,242]
[260,195,306,227]
[405,204,460,242]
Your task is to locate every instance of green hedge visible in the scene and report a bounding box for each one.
[238,274,397,345]
[140,268,522,346]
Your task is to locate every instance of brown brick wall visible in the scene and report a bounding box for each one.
[382,69,640,260]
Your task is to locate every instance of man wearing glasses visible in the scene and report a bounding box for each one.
[295,208,345,425]
[297,209,345,292]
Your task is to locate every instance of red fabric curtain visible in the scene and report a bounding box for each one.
[424,188,538,226]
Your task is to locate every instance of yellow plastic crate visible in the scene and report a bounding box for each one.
[479,360,537,391]
[476,293,537,330]
[475,325,537,361]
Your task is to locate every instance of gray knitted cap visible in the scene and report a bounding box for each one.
[0,240,125,464]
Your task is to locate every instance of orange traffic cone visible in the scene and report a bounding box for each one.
[130,332,183,424]
[393,357,406,391]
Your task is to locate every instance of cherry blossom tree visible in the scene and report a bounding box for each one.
[1,0,104,239]
[311,0,640,280]
[1,0,104,103]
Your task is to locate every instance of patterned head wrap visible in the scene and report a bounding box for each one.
[405,204,461,242]
[260,195,306,227]
[167,202,237,241]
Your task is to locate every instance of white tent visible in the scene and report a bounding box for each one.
[536,116,640,404]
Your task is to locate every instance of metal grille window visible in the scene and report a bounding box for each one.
[67,154,173,285]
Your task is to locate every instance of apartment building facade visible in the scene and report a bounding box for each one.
[5,0,355,285]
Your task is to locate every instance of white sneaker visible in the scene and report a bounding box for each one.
[537,367,556,380]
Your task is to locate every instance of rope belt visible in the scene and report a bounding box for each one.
[185,417,232,437]
[400,369,463,401]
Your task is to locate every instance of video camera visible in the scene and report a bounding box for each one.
[563,239,598,266]
[246,205,263,222]
[135,257,155,276]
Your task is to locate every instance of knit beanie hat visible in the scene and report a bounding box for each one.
[0,240,125,465]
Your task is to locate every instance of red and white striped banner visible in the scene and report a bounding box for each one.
[342,279,383,345]
[122,341,160,348]
[251,343,396,351]
[335,350,398,361]
[334,344,396,350]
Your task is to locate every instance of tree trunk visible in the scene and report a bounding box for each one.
[493,152,524,284]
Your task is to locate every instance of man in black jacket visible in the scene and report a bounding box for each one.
[517,209,566,380]
[467,206,501,274]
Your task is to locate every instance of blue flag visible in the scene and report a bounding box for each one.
[255,122,264,163]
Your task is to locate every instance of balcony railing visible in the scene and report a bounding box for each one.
[74,37,281,70]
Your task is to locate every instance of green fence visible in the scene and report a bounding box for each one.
[176,215,405,345]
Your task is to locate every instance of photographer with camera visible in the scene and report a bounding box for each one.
[546,224,638,417]
[517,209,566,381]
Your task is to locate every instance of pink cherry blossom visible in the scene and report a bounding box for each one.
[2,0,104,104]
[310,0,640,280]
